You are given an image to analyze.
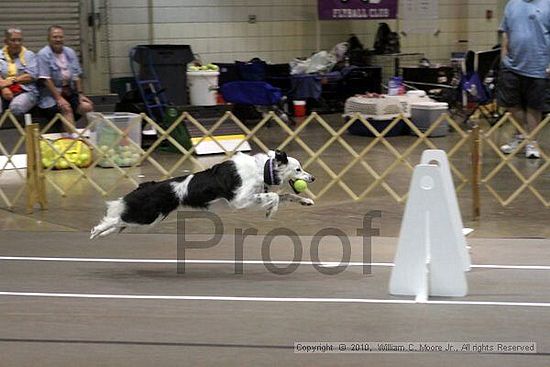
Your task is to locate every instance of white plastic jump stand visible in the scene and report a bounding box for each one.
[389,155,469,302]
[420,149,472,272]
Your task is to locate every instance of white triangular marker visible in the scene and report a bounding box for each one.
[420,150,471,271]
[389,162,468,299]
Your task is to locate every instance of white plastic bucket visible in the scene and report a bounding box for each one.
[187,71,219,106]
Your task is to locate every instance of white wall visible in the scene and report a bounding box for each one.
[100,0,502,89]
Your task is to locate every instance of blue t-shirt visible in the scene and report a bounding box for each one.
[500,0,550,78]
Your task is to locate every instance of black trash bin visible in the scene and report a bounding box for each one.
[132,45,194,105]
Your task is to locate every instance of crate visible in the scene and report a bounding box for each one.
[344,96,402,118]
[88,112,142,167]
[345,115,409,137]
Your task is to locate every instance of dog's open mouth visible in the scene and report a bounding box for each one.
[288,179,300,194]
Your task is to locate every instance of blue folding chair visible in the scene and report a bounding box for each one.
[220,59,294,126]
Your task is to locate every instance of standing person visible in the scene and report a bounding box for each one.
[37,25,93,131]
[0,27,39,116]
[497,0,550,159]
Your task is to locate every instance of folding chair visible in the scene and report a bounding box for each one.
[220,59,294,126]
[460,49,501,127]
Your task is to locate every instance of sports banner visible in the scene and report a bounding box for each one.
[318,0,398,20]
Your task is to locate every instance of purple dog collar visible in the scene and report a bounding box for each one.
[263,158,280,186]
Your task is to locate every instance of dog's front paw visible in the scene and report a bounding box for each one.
[300,198,314,206]
[90,226,99,240]
[265,200,279,218]
[266,206,278,219]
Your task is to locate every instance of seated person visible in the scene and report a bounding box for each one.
[0,27,39,116]
[37,25,93,130]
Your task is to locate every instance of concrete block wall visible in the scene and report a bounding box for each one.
[102,0,501,82]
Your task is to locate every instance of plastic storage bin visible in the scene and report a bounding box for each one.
[88,112,142,167]
[410,102,449,137]
[187,71,220,106]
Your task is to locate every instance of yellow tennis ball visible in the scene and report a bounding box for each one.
[42,158,53,168]
[79,152,90,162]
[293,179,308,193]
[57,159,69,169]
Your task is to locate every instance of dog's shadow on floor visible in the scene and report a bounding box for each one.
[86,267,306,281]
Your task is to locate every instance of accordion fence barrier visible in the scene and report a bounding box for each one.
[0,109,548,217]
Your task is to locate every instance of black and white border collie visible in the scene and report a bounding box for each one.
[90,150,315,239]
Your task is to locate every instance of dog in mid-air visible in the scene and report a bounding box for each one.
[90,150,315,239]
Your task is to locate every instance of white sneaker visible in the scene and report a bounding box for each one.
[61,132,79,139]
[525,142,541,159]
[500,134,523,154]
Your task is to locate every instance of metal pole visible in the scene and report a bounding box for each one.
[148,0,155,44]
[471,124,481,220]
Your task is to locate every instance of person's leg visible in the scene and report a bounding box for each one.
[508,105,525,129]
[499,105,526,154]
[76,99,94,128]
[67,93,93,119]
[524,76,546,134]
[55,101,75,132]
[54,95,77,133]
[522,77,546,159]
[496,68,526,153]
[525,108,541,134]
[7,92,37,116]
[76,100,94,116]
[524,108,542,158]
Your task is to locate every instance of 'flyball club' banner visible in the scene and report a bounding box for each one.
[318,0,398,20]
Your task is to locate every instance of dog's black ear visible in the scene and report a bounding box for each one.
[274,150,288,165]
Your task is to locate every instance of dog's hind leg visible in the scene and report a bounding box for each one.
[90,198,127,239]
[90,217,122,239]
[93,224,119,239]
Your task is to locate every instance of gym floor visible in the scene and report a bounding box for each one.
[0,114,549,366]
[1,232,549,366]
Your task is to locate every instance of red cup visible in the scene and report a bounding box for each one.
[293,100,306,117]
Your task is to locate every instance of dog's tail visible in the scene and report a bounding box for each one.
[90,198,126,240]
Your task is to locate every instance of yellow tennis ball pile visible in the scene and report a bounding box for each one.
[188,63,219,72]
[40,138,93,169]
[98,145,141,167]
[293,179,308,193]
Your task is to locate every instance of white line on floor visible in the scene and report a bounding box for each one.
[1,256,550,270]
[0,291,549,308]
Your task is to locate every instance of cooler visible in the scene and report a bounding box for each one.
[410,102,449,137]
